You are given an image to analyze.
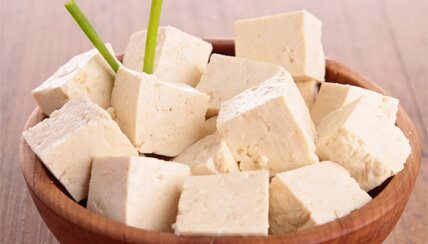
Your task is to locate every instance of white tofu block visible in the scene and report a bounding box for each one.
[201,116,217,137]
[269,162,371,234]
[217,72,318,174]
[122,26,213,87]
[296,80,318,109]
[316,98,411,191]
[311,83,399,125]
[196,54,284,116]
[32,45,116,115]
[174,133,239,175]
[234,10,325,81]
[22,96,137,201]
[174,170,269,236]
[111,66,209,157]
[87,156,190,232]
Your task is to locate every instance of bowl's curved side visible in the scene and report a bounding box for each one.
[19,40,421,244]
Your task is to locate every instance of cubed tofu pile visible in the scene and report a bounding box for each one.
[23,10,411,236]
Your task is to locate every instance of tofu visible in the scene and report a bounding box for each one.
[234,10,325,81]
[111,66,209,157]
[201,116,217,136]
[174,133,239,175]
[32,45,116,115]
[269,161,371,234]
[316,98,411,191]
[87,156,190,232]
[122,26,213,87]
[174,170,269,236]
[296,80,318,109]
[217,72,318,174]
[22,96,137,201]
[311,83,399,125]
[196,54,284,116]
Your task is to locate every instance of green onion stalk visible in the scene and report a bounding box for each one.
[65,0,119,72]
[143,0,163,74]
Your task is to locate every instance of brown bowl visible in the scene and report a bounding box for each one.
[20,40,421,244]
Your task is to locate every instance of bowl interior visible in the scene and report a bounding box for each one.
[20,39,421,243]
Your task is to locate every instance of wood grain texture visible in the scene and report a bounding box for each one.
[18,49,422,243]
[1,0,427,243]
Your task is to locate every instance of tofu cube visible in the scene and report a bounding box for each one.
[174,133,239,175]
[234,10,325,81]
[87,156,190,232]
[22,96,137,201]
[111,66,209,157]
[32,45,116,115]
[174,170,269,236]
[316,98,411,191]
[269,161,371,234]
[122,26,212,87]
[217,72,318,174]
[311,83,398,125]
[296,80,318,109]
[196,54,284,116]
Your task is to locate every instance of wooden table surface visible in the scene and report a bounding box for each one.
[1,0,427,243]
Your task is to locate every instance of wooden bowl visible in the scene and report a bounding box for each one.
[20,40,421,244]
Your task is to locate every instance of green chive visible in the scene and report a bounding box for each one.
[65,0,119,73]
[143,0,163,74]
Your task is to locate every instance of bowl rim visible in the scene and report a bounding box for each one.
[19,39,422,243]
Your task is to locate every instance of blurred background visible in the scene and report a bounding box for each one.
[1,0,427,243]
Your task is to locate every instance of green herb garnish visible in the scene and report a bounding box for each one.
[143,0,163,74]
[65,0,119,72]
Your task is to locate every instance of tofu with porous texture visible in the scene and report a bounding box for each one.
[311,83,398,125]
[22,96,137,201]
[123,26,212,87]
[296,80,318,109]
[174,133,239,175]
[32,45,116,115]
[196,54,284,116]
[174,170,269,236]
[316,98,411,191]
[269,161,371,234]
[111,66,209,157]
[217,72,318,174]
[87,156,190,232]
[234,10,325,81]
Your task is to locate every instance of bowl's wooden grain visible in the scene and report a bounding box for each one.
[20,40,421,244]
